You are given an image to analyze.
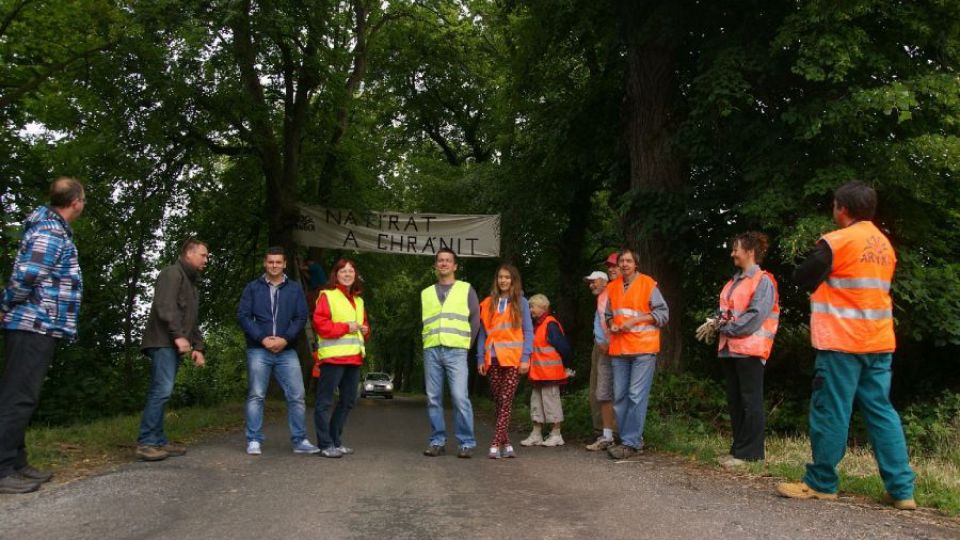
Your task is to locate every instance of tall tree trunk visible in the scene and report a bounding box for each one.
[555,179,596,337]
[619,4,687,371]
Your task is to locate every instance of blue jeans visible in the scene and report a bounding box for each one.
[612,354,657,449]
[424,346,476,448]
[804,351,915,499]
[314,363,361,449]
[245,348,307,445]
[138,347,181,446]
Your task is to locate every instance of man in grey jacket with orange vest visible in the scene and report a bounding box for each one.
[136,238,209,462]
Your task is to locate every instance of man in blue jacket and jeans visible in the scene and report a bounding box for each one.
[238,247,319,455]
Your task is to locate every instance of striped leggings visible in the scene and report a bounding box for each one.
[488,365,520,447]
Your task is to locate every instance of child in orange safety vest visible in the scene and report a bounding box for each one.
[520,294,573,448]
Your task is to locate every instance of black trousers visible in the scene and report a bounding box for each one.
[314,364,361,449]
[720,356,766,460]
[0,330,58,477]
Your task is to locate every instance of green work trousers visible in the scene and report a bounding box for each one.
[803,350,915,500]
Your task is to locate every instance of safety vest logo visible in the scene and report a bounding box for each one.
[860,235,893,266]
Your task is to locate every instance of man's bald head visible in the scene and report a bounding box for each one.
[49,177,84,209]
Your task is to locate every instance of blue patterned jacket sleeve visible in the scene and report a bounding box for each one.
[4,230,64,306]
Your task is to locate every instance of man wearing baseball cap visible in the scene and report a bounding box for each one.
[585,269,617,450]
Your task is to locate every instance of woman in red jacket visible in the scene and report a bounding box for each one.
[312,258,370,458]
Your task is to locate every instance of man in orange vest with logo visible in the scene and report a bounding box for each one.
[777,181,916,510]
[604,248,669,460]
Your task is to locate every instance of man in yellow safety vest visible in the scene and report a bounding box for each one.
[421,247,481,458]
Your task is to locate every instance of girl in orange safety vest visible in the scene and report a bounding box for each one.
[714,232,779,467]
[477,263,533,459]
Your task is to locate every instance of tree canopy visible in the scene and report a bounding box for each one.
[2,0,958,423]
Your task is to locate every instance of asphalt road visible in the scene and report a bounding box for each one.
[1,396,957,540]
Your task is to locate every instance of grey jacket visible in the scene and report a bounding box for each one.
[141,259,204,352]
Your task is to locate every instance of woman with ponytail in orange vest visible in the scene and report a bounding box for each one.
[604,248,669,460]
[520,294,573,448]
[712,232,779,467]
[477,264,534,459]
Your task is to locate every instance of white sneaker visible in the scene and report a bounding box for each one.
[520,432,543,447]
[246,441,262,455]
[293,439,321,454]
[541,433,565,447]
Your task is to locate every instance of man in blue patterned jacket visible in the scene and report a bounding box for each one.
[0,177,85,494]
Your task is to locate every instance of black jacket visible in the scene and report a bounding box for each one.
[141,259,204,352]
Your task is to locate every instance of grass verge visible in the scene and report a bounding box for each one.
[494,381,960,518]
[643,411,960,516]
[24,400,283,482]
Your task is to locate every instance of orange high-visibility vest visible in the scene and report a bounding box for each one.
[717,269,780,361]
[810,221,896,353]
[596,290,610,340]
[530,315,567,381]
[479,297,524,368]
[606,274,660,355]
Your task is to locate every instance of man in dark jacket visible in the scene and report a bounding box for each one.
[237,247,317,455]
[136,238,209,461]
[0,177,85,494]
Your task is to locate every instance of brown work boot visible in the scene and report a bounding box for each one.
[136,445,169,462]
[881,492,917,511]
[776,481,838,501]
[161,443,187,457]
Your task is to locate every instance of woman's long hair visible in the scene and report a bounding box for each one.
[487,263,523,328]
[325,258,363,296]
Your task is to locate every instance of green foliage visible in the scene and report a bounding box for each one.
[558,387,593,439]
[3,0,960,428]
[902,390,960,462]
[892,255,960,346]
[170,328,249,407]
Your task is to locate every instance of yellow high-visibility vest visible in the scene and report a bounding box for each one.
[316,288,365,360]
[421,281,472,349]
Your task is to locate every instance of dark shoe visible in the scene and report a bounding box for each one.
[320,447,343,458]
[0,474,41,494]
[457,446,474,459]
[136,445,169,462]
[16,465,53,483]
[606,444,641,460]
[161,443,187,457]
[423,444,446,457]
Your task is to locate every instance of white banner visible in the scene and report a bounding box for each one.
[294,205,501,258]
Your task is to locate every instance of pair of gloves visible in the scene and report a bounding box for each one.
[695,317,722,344]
